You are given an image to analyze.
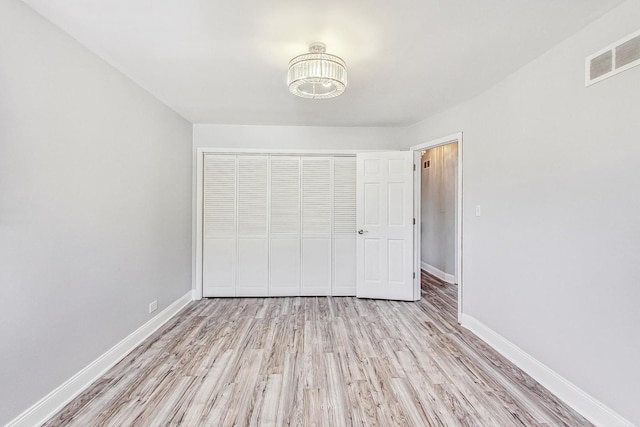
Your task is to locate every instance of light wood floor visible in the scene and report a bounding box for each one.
[44,273,591,426]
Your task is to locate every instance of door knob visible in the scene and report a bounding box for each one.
[358,229,368,234]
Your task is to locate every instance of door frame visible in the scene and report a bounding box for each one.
[410,132,463,321]
[194,148,367,300]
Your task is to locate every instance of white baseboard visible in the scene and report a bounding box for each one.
[6,291,193,427]
[459,314,633,427]
[421,261,455,284]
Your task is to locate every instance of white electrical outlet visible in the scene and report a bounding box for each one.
[475,205,482,217]
[149,300,157,313]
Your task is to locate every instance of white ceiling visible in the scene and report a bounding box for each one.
[22,0,624,127]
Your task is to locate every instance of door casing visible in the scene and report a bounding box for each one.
[410,132,463,321]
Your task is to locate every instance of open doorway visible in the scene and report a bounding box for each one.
[411,133,463,320]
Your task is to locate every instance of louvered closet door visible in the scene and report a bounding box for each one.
[301,157,332,296]
[203,155,237,297]
[332,157,357,295]
[269,156,301,296]
[237,156,269,296]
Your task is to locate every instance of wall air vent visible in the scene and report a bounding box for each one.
[586,29,640,86]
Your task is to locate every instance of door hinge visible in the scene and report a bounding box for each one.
[413,218,416,225]
[413,164,416,171]
[413,272,416,279]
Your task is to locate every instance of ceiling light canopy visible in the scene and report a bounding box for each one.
[287,43,347,99]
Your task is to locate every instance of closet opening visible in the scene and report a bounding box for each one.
[194,150,358,299]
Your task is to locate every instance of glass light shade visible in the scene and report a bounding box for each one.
[287,43,347,99]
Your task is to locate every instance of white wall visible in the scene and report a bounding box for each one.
[420,144,457,278]
[193,124,407,150]
[0,0,192,424]
[407,1,640,423]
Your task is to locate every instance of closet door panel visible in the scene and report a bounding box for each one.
[270,157,301,295]
[237,156,269,296]
[301,238,331,295]
[237,239,269,296]
[333,238,356,295]
[301,158,332,295]
[203,239,236,296]
[203,154,237,297]
[269,238,300,296]
[333,157,357,295]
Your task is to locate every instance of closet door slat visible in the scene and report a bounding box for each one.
[238,156,268,237]
[333,158,357,235]
[302,159,332,236]
[270,157,301,236]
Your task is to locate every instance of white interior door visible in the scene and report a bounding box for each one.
[356,152,417,301]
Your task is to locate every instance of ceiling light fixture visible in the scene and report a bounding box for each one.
[287,42,347,99]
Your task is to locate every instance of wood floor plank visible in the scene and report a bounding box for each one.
[348,380,381,426]
[250,373,281,427]
[178,350,234,426]
[43,272,592,427]
[389,377,434,426]
[275,352,304,427]
[324,352,351,427]
[360,356,409,426]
